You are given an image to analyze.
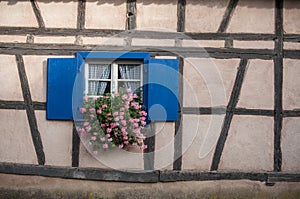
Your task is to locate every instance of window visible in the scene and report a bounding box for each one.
[46,52,179,122]
[85,60,143,96]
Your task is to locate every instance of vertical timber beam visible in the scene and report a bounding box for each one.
[126,0,137,30]
[72,123,80,167]
[210,59,248,171]
[73,0,86,165]
[173,0,186,170]
[15,54,45,165]
[218,0,239,48]
[173,57,184,170]
[273,0,283,172]
[144,123,155,170]
[217,0,239,33]
[77,0,86,30]
[30,0,45,29]
[177,0,186,32]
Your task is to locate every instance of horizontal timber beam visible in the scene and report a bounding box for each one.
[0,162,299,183]
[0,42,276,59]
[0,162,158,183]
[0,100,45,110]
[182,107,275,116]
[0,27,280,40]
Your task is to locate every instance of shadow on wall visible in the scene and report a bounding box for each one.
[2,0,295,9]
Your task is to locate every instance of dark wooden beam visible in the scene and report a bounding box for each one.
[173,58,184,170]
[284,34,300,42]
[0,162,299,183]
[284,50,300,59]
[126,0,137,30]
[0,100,45,110]
[77,0,86,30]
[0,162,159,183]
[177,0,186,32]
[72,123,80,167]
[143,123,155,170]
[30,0,45,29]
[15,54,45,165]
[210,59,248,171]
[32,102,46,110]
[161,170,267,182]
[0,27,279,40]
[283,110,300,117]
[182,107,274,116]
[0,100,25,110]
[273,0,284,172]
[217,0,239,33]
[0,42,276,59]
[0,27,123,37]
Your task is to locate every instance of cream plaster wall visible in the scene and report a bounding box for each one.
[183,58,240,107]
[85,0,126,30]
[0,110,37,164]
[36,0,77,28]
[154,122,174,170]
[182,40,225,48]
[284,0,300,34]
[185,0,229,33]
[233,41,274,49]
[0,1,37,27]
[137,0,177,32]
[182,115,225,170]
[237,59,274,109]
[281,118,300,171]
[36,111,73,166]
[283,59,300,110]
[0,55,23,101]
[227,0,274,33]
[219,115,274,171]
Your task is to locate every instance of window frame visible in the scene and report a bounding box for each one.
[84,59,143,97]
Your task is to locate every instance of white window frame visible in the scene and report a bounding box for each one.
[85,60,143,97]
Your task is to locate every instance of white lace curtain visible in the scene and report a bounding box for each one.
[88,64,110,95]
[119,64,141,93]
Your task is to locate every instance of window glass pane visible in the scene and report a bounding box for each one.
[118,64,141,80]
[88,81,110,95]
[118,81,141,94]
[89,64,111,79]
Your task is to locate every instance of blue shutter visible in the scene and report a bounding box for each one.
[47,58,78,120]
[146,58,179,121]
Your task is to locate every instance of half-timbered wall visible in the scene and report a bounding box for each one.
[0,0,299,184]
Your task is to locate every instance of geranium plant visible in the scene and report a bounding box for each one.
[77,88,148,154]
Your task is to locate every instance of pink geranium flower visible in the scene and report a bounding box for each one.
[80,108,86,113]
[121,120,127,126]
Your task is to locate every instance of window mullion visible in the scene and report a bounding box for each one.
[85,62,89,96]
[111,62,118,93]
